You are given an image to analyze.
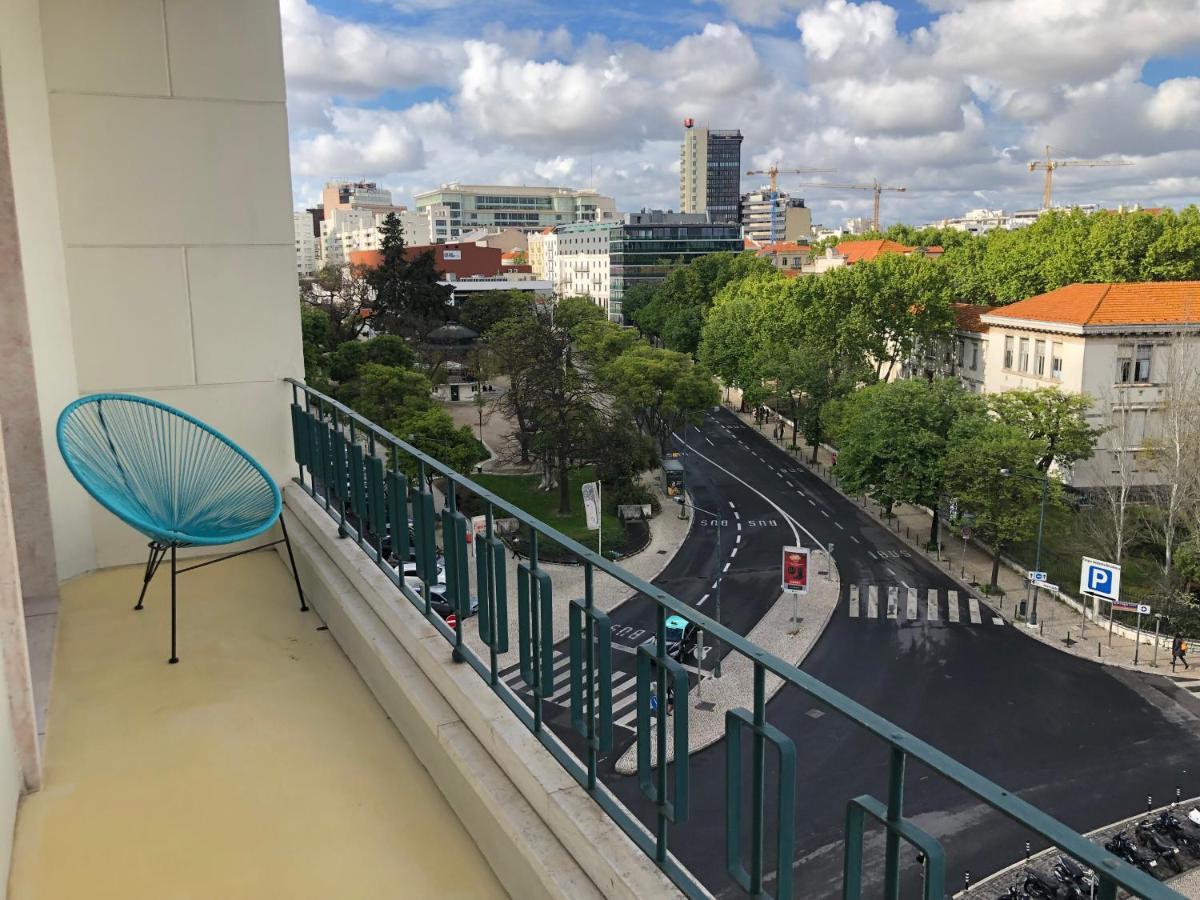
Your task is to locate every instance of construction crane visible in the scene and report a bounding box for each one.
[743,164,836,245]
[790,179,907,232]
[1028,145,1133,209]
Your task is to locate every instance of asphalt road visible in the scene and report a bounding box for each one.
[506,407,1200,898]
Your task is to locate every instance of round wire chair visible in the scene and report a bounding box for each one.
[57,394,306,663]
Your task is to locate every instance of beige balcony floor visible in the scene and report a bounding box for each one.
[9,551,506,899]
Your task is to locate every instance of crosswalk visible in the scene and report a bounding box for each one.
[846,584,1003,626]
[498,651,644,730]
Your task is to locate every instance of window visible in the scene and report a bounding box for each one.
[1004,336,1014,369]
[1034,340,1046,376]
[1051,343,1063,380]
[956,338,966,367]
[1117,344,1133,382]
[1135,343,1152,382]
[1018,337,1030,372]
[970,342,979,371]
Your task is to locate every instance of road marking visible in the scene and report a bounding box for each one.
[851,536,860,544]
[907,588,918,620]
[795,488,804,496]
[993,616,1004,625]
[867,585,879,618]
[723,562,731,572]
[728,500,736,509]
[736,534,742,544]
[705,437,714,446]
[968,597,982,624]
[712,580,718,589]
[835,522,844,530]
[867,550,876,559]
[887,586,899,619]
[807,498,816,506]
[927,589,939,621]
[849,585,859,617]
[821,509,830,518]
[948,590,960,623]
[698,593,710,606]
[885,566,897,578]
[731,547,738,558]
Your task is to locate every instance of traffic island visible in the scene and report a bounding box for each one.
[612,554,839,775]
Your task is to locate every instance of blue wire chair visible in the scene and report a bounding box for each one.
[57,394,306,663]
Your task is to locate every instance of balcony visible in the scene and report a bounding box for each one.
[8,550,505,899]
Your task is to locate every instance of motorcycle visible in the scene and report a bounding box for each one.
[1105,830,1159,877]
[1154,810,1200,859]
[1136,819,1183,873]
[1052,856,1096,899]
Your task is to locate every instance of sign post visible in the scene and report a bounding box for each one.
[782,546,810,634]
[1080,557,1121,646]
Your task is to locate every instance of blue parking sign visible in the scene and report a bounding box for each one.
[1079,556,1121,601]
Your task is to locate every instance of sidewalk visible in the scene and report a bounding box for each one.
[440,377,535,474]
[736,405,1200,687]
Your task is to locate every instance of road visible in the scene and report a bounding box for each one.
[504,407,1200,898]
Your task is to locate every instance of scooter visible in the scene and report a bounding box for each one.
[1105,831,1159,877]
[1154,810,1200,859]
[1022,868,1061,899]
[1052,856,1096,899]
[1136,819,1183,873]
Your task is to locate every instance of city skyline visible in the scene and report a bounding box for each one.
[284,0,1200,225]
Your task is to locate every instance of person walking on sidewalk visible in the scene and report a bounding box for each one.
[1172,634,1190,671]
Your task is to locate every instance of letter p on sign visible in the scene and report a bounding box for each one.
[1079,556,1121,601]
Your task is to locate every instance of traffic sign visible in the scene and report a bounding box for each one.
[782,546,809,595]
[1110,600,1151,615]
[1028,570,1048,583]
[1079,556,1121,601]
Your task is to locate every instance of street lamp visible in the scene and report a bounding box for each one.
[999,467,1050,627]
[673,495,723,678]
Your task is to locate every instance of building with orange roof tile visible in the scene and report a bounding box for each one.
[895,303,997,393]
[979,282,1200,489]
[754,242,812,270]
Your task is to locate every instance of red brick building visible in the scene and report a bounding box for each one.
[350,241,528,279]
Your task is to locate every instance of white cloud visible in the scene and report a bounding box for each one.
[797,0,902,69]
[1147,78,1200,131]
[827,76,970,135]
[714,0,818,27]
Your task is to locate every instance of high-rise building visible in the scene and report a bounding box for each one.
[679,120,743,224]
[740,189,812,244]
[322,181,396,218]
[609,211,743,321]
[294,212,318,277]
[412,184,618,241]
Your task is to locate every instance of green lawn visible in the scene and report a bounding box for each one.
[471,466,625,556]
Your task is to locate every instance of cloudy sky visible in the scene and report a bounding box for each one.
[283,0,1200,226]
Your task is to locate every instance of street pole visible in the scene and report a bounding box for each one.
[1028,474,1049,627]
[1134,610,1143,665]
[1152,615,1162,667]
[715,513,722,678]
[597,480,602,558]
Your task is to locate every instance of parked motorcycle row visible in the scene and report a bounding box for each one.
[992,807,1200,897]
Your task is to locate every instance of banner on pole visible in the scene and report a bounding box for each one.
[782,546,809,595]
[582,482,601,531]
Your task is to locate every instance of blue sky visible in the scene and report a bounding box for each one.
[283,0,1200,223]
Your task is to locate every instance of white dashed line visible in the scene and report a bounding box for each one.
[728,500,736,509]
[723,562,731,572]
[705,437,714,446]
[850,536,860,544]
[885,567,897,577]
[835,522,844,530]
[731,547,738,558]
[820,509,830,518]
[734,511,740,520]
[807,498,816,506]
[736,522,742,532]
[736,534,742,544]
[698,593,710,606]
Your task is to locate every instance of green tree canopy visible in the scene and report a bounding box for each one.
[553,295,606,332]
[600,345,719,454]
[455,291,530,337]
[987,388,1103,474]
[366,212,453,338]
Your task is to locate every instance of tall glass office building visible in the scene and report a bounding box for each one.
[609,212,743,321]
[679,121,744,225]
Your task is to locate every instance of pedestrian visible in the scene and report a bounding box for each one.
[666,683,675,716]
[1172,634,1190,671]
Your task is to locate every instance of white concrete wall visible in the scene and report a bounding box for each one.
[32,0,304,568]
[0,0,96,583]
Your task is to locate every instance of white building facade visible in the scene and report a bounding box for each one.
[551,223,612,314]
[413,184,618,241]
[294,211,318,276]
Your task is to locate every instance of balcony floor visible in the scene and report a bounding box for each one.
[9,551,506,899]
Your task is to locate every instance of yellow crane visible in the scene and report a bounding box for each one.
[743,164,837,245]
[1028,145,1133,209]
[790,179,907,232]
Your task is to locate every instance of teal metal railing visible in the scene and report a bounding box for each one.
[285,378,1177,900]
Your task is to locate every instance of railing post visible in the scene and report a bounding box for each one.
[655,603,668,863]
[750,663,767,894]
[884,746,906,900]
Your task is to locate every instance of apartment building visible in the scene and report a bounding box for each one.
[294,211,318,276]
[679,120,743,225]
[741,189,811,244]
[980,282,1200,489]
[552,222,612,313]
[316,206,431,268]
[899,304,994,393]
[413,183,617,240]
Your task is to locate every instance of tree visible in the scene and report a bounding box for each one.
[366,212,453,339]
[486,311,540,465]
[456,291,530,337]
[334,363,433,427]
[945,419,1058,590]
[553,295,606,332]
[619,282,659,325]
[831,379,983,544]
[301,263,374,343]
[300,305,334,385]
[1083,387,1140,577]
[572,318,638,369]
[600,345,719,455]
[328,335,416,383]
[987,388,1102,474]
[400,408,486,476]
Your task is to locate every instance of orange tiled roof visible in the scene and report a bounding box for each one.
[923,245,944,255]
[755,242,811,256]
[986,282,1200,327]
[953,302,997,333]
[743,237,763,250]
[834,239,915,263]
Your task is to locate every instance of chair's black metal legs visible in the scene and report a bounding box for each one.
[134,542,167,610]
[279,516,308,612]
[168,544,179,664]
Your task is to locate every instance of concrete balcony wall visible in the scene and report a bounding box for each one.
[0,0,304,576]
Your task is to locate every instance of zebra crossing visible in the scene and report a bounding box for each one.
[498,651,644,730]
[846,584,1004,626]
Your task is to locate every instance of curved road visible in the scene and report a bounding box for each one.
[508,407,1200,898]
